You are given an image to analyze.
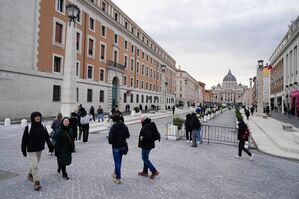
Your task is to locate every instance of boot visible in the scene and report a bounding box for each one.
[27,173,33,182]
[149,171,160,179]
[62,173,69,180]
[138,172,148,177]
[33,181,41,190]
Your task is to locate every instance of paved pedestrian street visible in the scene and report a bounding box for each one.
[0,113,299,199]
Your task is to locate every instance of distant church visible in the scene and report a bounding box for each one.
[211,70,247,104]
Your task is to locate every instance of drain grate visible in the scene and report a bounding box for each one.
[0,170,18,181]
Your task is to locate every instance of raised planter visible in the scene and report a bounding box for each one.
[167,124,184,140]
[130,110,141,117]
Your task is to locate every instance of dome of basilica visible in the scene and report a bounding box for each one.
[223,69,237,82]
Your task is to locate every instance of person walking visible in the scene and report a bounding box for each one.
[89,106,95,122]
[21,111,53,190]
[190,113,201,147]
[172,105,175,115]
[245,108,250,120]
[184,114,192,143]
[80,109,93,143]
[250,106,254,116]
[138,116,160,179]
[108,114,130,184]
[69,112,78,152]
[97,105,104,122]
[55,117,75,180]
[49,113,63,155]
[235,119,254,160]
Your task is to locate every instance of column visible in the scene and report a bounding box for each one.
[61,20,77,117]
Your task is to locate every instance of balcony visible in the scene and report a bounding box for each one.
[107,60,125,71]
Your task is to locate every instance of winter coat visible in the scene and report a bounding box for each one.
[80,115,92,125]
[69,116,78,135]
[191,114,201,131]
[108,122,130,148]
[55,128,74,166]
[237,121,249,141]
[21,112,53,154]
[138,118,156,150]
[51,119,61,131]
[184,114,192,131]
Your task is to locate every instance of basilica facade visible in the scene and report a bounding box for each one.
[211,70,247,104]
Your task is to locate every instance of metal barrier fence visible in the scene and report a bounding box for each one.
[201,124,238,145]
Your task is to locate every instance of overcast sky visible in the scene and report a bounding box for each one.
[113,0,298,89]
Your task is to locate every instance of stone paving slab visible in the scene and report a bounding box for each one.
[0,116,299,199]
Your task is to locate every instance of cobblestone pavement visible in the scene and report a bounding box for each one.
[0,114,299,199]
[205,109,237,128]
[269,111,299,128]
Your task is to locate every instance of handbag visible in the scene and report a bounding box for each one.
[49,130,56,138]
[242,128,250,140]
[123,141,128,155]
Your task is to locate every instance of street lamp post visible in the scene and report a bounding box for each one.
[257,60,264,115]
[61,4,80,117]
[160,64,166,112]
[184,79,188,109]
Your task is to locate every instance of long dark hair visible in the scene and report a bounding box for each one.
[238,119,247,132]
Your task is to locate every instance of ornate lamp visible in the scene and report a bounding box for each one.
[66,3,80,22]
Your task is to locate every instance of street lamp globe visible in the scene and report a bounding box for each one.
[258,60,264,70]
[161,64,166,72]
[66,3,80,22]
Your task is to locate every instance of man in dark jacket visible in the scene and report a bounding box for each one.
[108,114,130,184]
[21,111,53,190]
[190,113,201,147]
[184,114,192,142]
[138,116,160,179]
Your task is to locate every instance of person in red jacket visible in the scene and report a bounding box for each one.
[21,112,53,190]
[235,119,254,160]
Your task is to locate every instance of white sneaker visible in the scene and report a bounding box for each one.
[250,153,255,160]
[234,155,243,159]
[186,140,189,143]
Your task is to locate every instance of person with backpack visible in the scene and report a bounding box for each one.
[108,114,130,184]
[138,116,160,179]
[55,117,75,180]
[184,114,192,143]
[21,111,53,190]
[49,113,63,155]
[235,119,254,160]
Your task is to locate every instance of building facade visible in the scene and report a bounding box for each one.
[211,70,246,104]
[0,0,176,120]
[175,69,201,107]
[269,16,299,116]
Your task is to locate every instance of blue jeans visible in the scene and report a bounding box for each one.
[98,114,104,122]
[196,128,201,143]
[141,149,157,173]
[112,148,123,179]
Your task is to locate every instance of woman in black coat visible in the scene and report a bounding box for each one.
[236,119,254,160]
[55,117,74,180]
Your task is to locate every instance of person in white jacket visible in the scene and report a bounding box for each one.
[80,108,93,143]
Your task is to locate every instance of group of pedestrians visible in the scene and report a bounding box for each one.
[21,112,74,190]
[184,112,202,147]
[21,105,161,190]
[108,113,160,184]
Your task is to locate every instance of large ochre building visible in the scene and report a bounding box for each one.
[0,0,177,120]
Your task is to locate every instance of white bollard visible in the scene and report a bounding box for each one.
[4,118,11,126]
[21,119,27,128]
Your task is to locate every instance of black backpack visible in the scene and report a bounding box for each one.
[151,122,161,142]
